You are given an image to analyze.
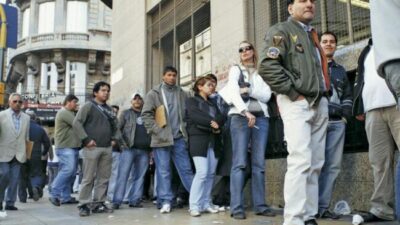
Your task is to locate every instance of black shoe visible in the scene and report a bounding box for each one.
[92,203,113,213]
[231,212,246,220]
[256,208,276,217]
[112,203,120,210]
[79,205,90,217]
[32,187,40,201]
[129,203,143,208]
[305,219,318,225]
[61,197,79,204]
[49,197,61,206]
[5,205,18,211]
[362,212,392,222]
[0,204,2,211]
[19,199,27,203]
[319,210,340,220]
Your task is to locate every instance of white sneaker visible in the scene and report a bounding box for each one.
[189,209,201,217]
[204,206,219,213]
[160,204,171,214]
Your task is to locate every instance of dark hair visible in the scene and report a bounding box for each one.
[92,81,110,97]
[192,76,213,94]
[287,0,294,5]
[163,66,178,76]
[321,31,338,43]
[63,94,79,106]
[205,73,217,83]
[111,105,119,111]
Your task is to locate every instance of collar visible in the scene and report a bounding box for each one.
[328,59,339,67]
[289,17,313,32]
[162,82,178,91]
[11,110,21,118]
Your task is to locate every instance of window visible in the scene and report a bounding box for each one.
[147,0,211,88]
[69,62,87,103]
[38,2,55,34]
[22,8,30,38]
[67,1,88,32]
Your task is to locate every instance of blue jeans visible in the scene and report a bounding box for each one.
[0,158,21,206]
[189,147,218,211]
[153,137,194,205]
[50,148,79,202]
[107,151,120,201]
[396,154,400,221]
[230,115,269,214]
[318,120,346,213]
[113,148,149,205]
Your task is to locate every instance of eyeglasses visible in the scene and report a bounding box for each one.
[12,100,23,104]
[238,46,253,53]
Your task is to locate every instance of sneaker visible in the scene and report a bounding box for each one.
[79,205,90,217]
[129,203,143,208]
[189,209,201,217]
[204,206,218,214]
[160,204,171,214]
[92,203,114,213]
[231,212,246,220]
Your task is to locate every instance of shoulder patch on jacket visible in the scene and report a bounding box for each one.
[266,47,280,59]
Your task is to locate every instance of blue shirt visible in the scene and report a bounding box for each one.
[12,111,21,133]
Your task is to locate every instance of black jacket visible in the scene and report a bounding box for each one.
[185,95,224,158]
[328,60,353,119]
[353,39,372,116]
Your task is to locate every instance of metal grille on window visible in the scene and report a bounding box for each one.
[147,0,211,89]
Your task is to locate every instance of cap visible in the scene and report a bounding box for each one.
[131,92,143,100]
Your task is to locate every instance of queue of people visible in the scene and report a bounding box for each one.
[0,1,399,225]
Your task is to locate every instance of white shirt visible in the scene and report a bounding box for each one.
[362,48,396,112]
[219,64,272,116]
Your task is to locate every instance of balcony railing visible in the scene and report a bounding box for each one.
[17,32,90,47]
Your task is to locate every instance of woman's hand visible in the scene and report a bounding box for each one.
[210,120,219,129]
[244,111,256,127]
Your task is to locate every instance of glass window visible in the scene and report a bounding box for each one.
[67,1,88,32]
[69,62,87,103]
[22,8,30,38]
[38,2,55,34]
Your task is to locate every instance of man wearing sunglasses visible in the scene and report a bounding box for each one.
[259,1,329,225]
[0,93,30,211]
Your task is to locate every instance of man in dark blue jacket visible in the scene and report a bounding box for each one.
[18,111,51,202]
[317,31,352,220]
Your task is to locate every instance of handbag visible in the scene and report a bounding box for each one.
[237,65,264,116]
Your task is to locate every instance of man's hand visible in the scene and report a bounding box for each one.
[244,111,256,128]
[356,114,365,121]
[296,95,305,101]
[210,120,219,129]
[86,140,97,149]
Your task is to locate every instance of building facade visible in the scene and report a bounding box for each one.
[106,0,373,211]
[6,0,112,122]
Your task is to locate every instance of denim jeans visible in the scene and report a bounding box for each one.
[189,147,218,211]
[107,151,120,201]
[318,120,346,213]
[113,148,149,205]
[0,158,21,206]
[153,137,194,205]
[396,154,400,221]
[50,148,79,202]
[230,115,270,215]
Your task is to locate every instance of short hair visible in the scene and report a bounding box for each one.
[321,31,338,43]
[192,76,213,94]
[92,81,110,97]
[163,66,178,76]
[111,105,119,111]
[63,94,79,106]
[8,93,22,101]
[287,0,294,5]
[205,73,217,83]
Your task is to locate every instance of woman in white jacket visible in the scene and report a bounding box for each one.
[220,41,275,220]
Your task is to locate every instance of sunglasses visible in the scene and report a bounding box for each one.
[12,100,23,104]
[238,45,253,53]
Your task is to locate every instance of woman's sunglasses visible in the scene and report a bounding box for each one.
[238,45,253,53]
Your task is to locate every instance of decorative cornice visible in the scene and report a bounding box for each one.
[53,49,65,74]
[102,52,110,76]
[25,53,39,75]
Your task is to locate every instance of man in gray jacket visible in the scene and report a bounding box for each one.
[0,93,30,211]
[73,81,119,217]
[142,66,194,214]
